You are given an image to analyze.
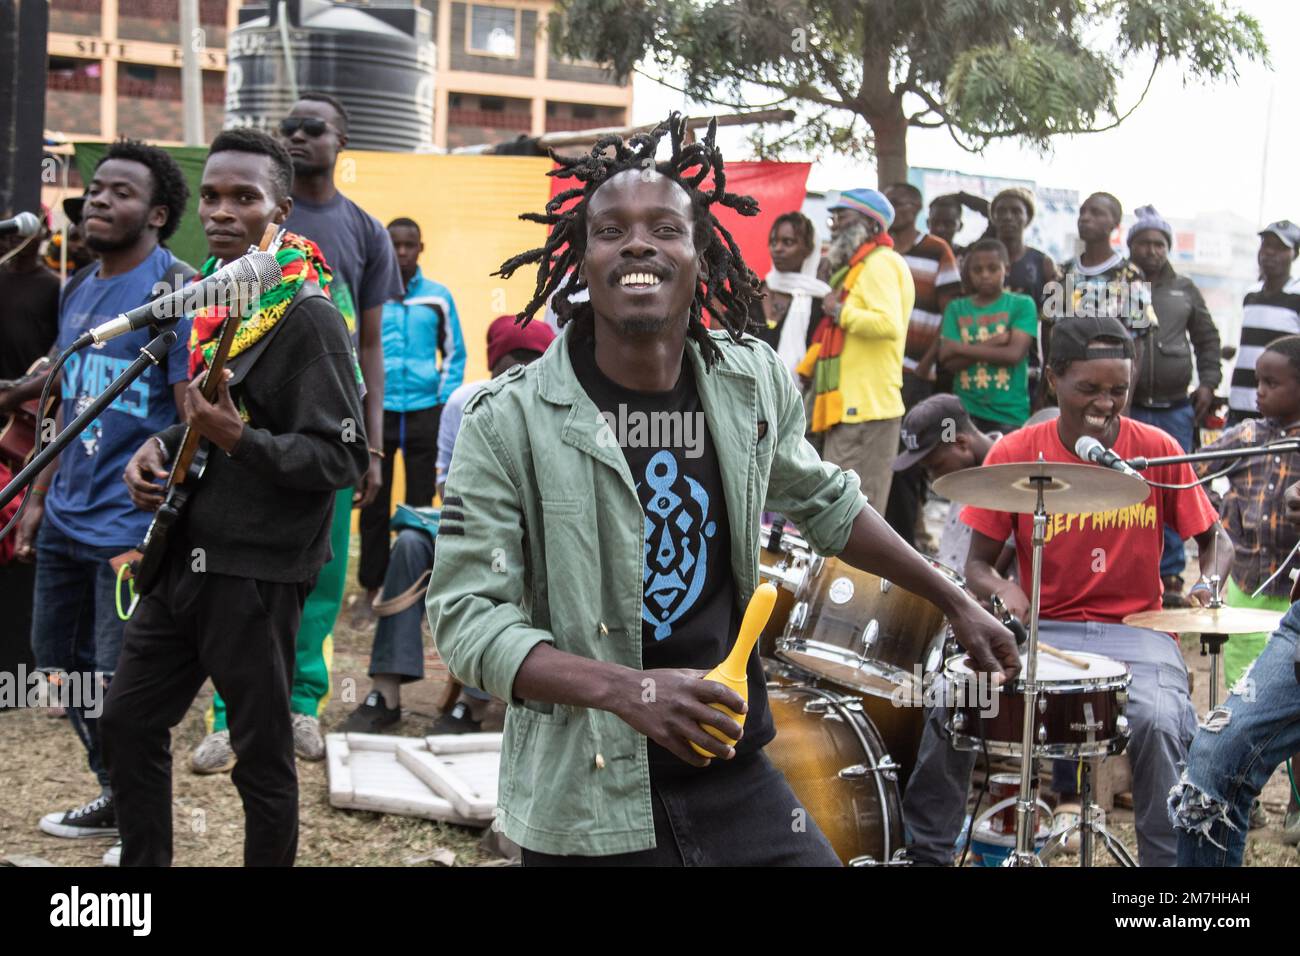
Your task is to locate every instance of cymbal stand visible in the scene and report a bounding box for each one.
[1200,571,1227,711]
[1006,465,1049,868]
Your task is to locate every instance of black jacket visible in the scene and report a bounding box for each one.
[155,287,369,583]
[1134,262,1222,407]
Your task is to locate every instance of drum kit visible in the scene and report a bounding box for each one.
[763,454,1285,868]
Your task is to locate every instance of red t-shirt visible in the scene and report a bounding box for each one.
[960,417,1219,623]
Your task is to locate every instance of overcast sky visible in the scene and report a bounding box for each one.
[631,0,1295,224]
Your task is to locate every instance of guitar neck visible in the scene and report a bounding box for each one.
[171,299,248,482]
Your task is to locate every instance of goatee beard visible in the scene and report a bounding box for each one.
[828,221,871,271]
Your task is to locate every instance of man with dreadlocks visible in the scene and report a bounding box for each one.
[426,114,1018,865]
[102,128,369,866]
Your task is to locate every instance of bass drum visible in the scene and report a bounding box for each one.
[766,680,904,866]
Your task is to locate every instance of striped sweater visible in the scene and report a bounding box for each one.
[1230,277,1300,417]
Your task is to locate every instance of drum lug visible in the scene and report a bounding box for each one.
[839,755,899,782]
[1116,688,1129,710]
[789,601,808,631]
[1115,715,1131,737]
[809,555,824,577]
[1037,696,1047,714]
[859,620,879,654]
[879,577,893,594]
[1037,724,1047,745]
[950,711,966,733]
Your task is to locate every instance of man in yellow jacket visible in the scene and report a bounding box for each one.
[800,188,915,511]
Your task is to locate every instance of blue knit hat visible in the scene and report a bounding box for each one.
[829,188,895,231]
[1127,204,1172,248]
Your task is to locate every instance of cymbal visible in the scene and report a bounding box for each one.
[932,461,1149,514]
[1124,606,1285,635]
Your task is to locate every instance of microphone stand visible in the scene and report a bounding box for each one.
[0,329,177,515]
[1125,439,1300,471]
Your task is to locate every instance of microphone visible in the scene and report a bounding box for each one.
[72,251,282,349]
[0,212,41,237]
[1075,435,1144,479]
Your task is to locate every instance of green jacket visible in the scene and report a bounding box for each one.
[426,324,867,855]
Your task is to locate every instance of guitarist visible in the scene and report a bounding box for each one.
[102,128,368,867]
[16,143,194,844]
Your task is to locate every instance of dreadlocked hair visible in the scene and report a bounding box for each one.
[493,112,761,370]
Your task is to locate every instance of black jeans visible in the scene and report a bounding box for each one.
[520,750,840,866]
[359,405,441,590]
[101,547,312,866]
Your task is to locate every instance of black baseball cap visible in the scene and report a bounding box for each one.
[1049,315,1135,363]
[893,394,972,472]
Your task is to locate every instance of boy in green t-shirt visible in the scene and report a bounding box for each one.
[939,238,1039,430]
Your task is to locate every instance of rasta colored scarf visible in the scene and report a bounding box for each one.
[187,231,333,378]
[795,232,894,433]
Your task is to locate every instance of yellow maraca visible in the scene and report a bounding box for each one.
[690,582,778,758]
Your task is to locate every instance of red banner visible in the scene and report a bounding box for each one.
[548,160,812,279]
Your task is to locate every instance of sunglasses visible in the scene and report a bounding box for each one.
[279,117,332,138]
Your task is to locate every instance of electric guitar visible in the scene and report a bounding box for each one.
[127,226,282,594]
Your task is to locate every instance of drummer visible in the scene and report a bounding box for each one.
[956,315,1232,866]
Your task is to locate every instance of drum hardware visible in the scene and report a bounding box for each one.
[839,756,900,782]
[1123,602,1283,713]
[1037,757,1137,867]
[880,578,893,594]
[860,620,879,654]
[934,456,1147,868]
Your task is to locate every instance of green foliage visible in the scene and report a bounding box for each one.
[548,0,1268,170]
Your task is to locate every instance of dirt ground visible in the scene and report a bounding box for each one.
[1,521,1297,868]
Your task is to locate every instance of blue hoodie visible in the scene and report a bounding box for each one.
[382,267,466,411]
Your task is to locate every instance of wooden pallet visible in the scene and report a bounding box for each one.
[326,732,501,825]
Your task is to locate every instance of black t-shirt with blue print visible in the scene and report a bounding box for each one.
[570,332,774,775]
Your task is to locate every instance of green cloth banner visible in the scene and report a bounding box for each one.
[73,142,211,269]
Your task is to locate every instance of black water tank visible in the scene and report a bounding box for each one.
[226,0,435,152]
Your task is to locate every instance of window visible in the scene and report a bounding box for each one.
[467,4,519,58]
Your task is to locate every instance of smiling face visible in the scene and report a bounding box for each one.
[1049,354,1131,451]
[199,151,291,262]
[582,169,700,337]
[280,98,347,179]
[1255,349,1300,421]
[81,158,166,254]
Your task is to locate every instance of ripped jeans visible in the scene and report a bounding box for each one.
[1172,605,1300,866]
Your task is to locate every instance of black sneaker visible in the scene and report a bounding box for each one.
[338,691,401,734]
[40,793,117,838]
[431,701,482,735]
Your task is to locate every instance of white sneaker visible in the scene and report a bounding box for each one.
[292,713,325,761]
[190,729,236,774]
[103,842,121,867]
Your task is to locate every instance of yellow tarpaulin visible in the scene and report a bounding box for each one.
[336,152,552,521]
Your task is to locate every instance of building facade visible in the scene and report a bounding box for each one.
[43,0,631,149]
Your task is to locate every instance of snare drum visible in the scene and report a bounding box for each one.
[944,652,1131,758]
[777,558,962,699]
[766,681,905,866]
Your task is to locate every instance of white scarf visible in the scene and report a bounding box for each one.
[765,249,832,376]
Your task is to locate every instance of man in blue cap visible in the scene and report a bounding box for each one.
[799,187,914,512]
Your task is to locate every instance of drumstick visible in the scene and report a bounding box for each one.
[1037,642,1091,670]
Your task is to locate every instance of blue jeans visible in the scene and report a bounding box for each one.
[902,620,1195,866]
[371,530,487,701]
[30,519,131,792]
[1172,603,1300,866]
[1129,401,1196,579]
